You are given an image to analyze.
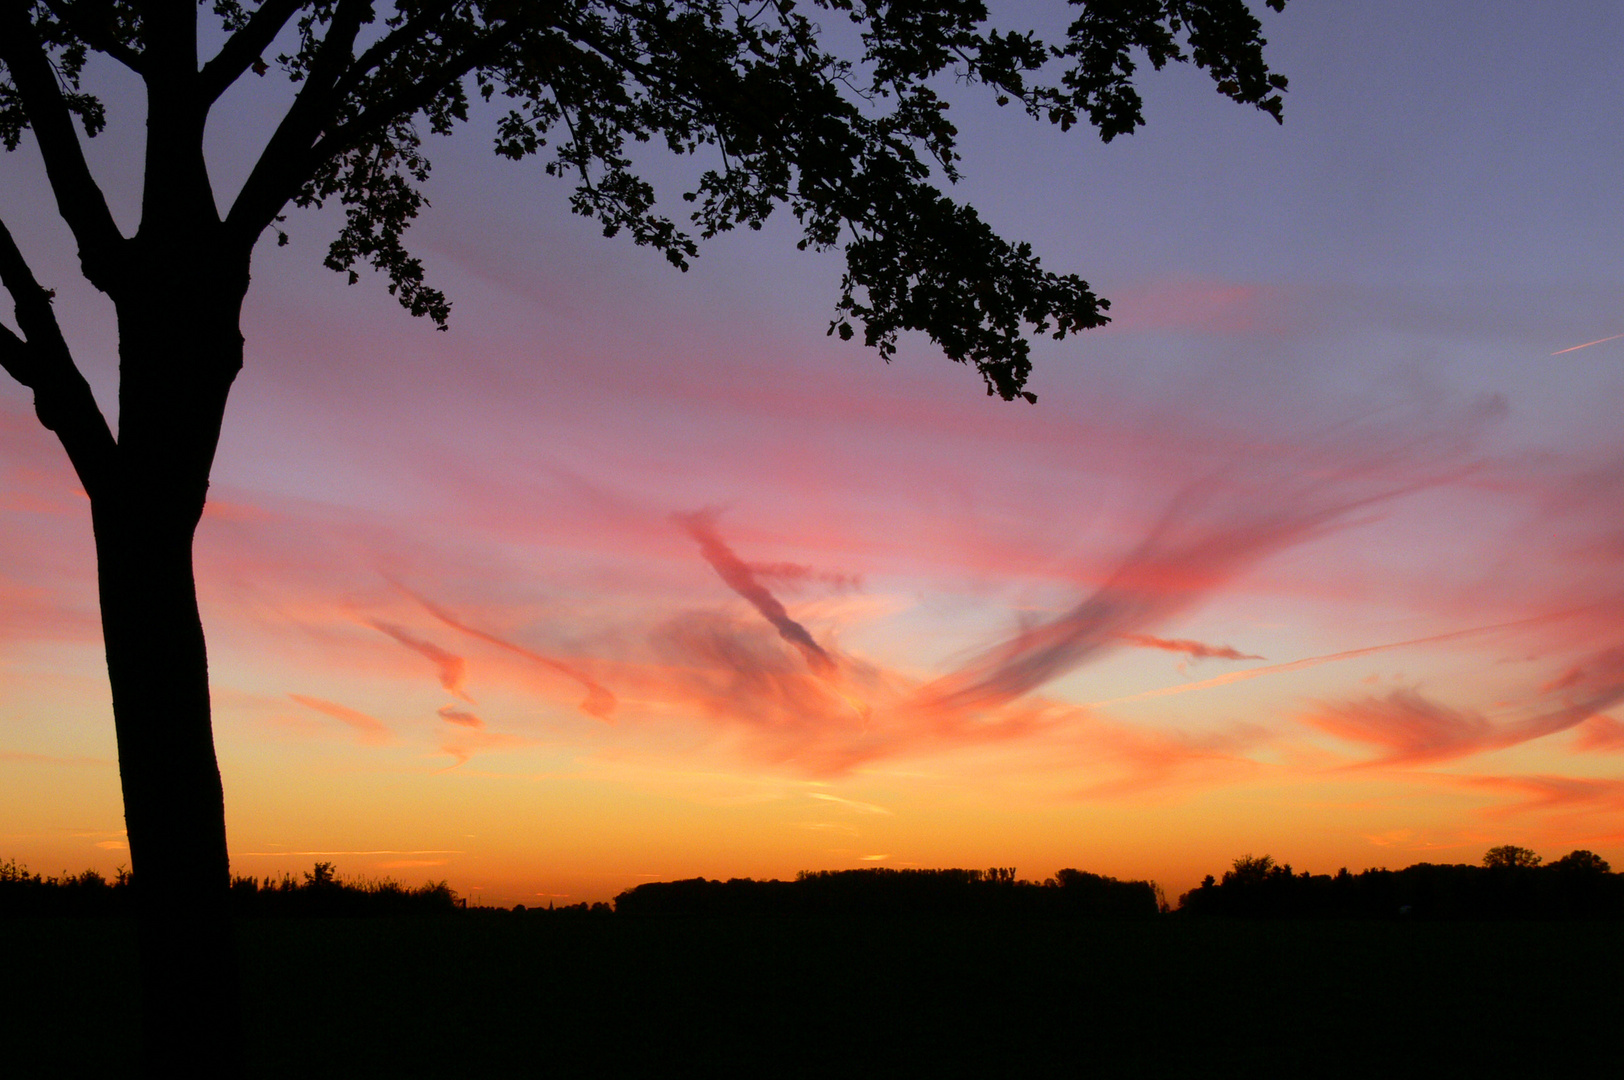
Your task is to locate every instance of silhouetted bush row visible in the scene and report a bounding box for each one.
[0,859,461,917]
[0,860,131,916]
[1177,850,1623,919]
[613,866,1160,918]
[10,848,1620,921]
[227,862,462,916]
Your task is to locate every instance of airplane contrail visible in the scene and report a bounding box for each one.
[1088,610,1577,708]
[1551,332,1624,356]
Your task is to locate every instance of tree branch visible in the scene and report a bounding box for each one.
[223,0,372,246]
[314,24,521,163]
[0,1,126,287]
[330,0,463,102]
[0,217,117,499]
[226,13,521,245]
[197,0,305,106]
[40,0,145,72]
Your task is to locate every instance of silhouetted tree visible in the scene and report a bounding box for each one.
[1483,845,1542,869]
[1549,849,1610,875]
[0,1,1289,1065]
[1225,854,1276,884]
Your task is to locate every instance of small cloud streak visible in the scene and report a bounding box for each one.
[1551,332,1624,356]
[748,562,862,592]
[288,694,393,746]
[369,620,471,700]
[675,510,836,676]
[1092,612,1569,709]
[375,859,449,869]
[808,791,893,815]
[1117,632,1262,661]
[436,706,484,729]
[438,728,532,768]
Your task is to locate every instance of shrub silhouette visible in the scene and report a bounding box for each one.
[1178,849,1624,919]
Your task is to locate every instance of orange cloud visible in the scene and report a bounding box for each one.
[1117,633,1262,661]
[1302,646,1624,765]
[1303,689,1494,763]
[288,694,393,746]
[369,620,471,699]
[1574,716,1624,752]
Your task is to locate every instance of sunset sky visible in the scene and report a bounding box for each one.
[3,2,1623,906]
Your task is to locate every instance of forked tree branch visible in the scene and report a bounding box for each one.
[198,0,305,105]
[223,0,373,245]
[0,1,126,285]
[227,11,522,245]
[0,217,117,499]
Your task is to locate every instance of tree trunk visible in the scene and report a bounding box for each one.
[96,249,249,1073]
[97,498,242,1071]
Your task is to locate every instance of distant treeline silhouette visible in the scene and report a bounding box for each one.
[1178,849,1622,919]
[614,867,1160,918]
[0,859,460,918]
[6,847,1620,920]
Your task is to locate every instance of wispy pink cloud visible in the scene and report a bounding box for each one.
[675,510,835,676]
[398,584,617,721]
[288,694,393,746]
[919,420,1477,713]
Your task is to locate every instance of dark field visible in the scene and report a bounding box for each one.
[5,915,1620,1076]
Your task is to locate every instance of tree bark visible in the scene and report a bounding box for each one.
[95,246,250,1074]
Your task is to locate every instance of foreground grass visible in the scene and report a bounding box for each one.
[5,915,1620,1076]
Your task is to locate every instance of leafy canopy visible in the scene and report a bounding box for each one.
[1482,845,1542,870]
[1,0,1288,401]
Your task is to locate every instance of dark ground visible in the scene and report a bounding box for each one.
[4,915,1619,1076]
